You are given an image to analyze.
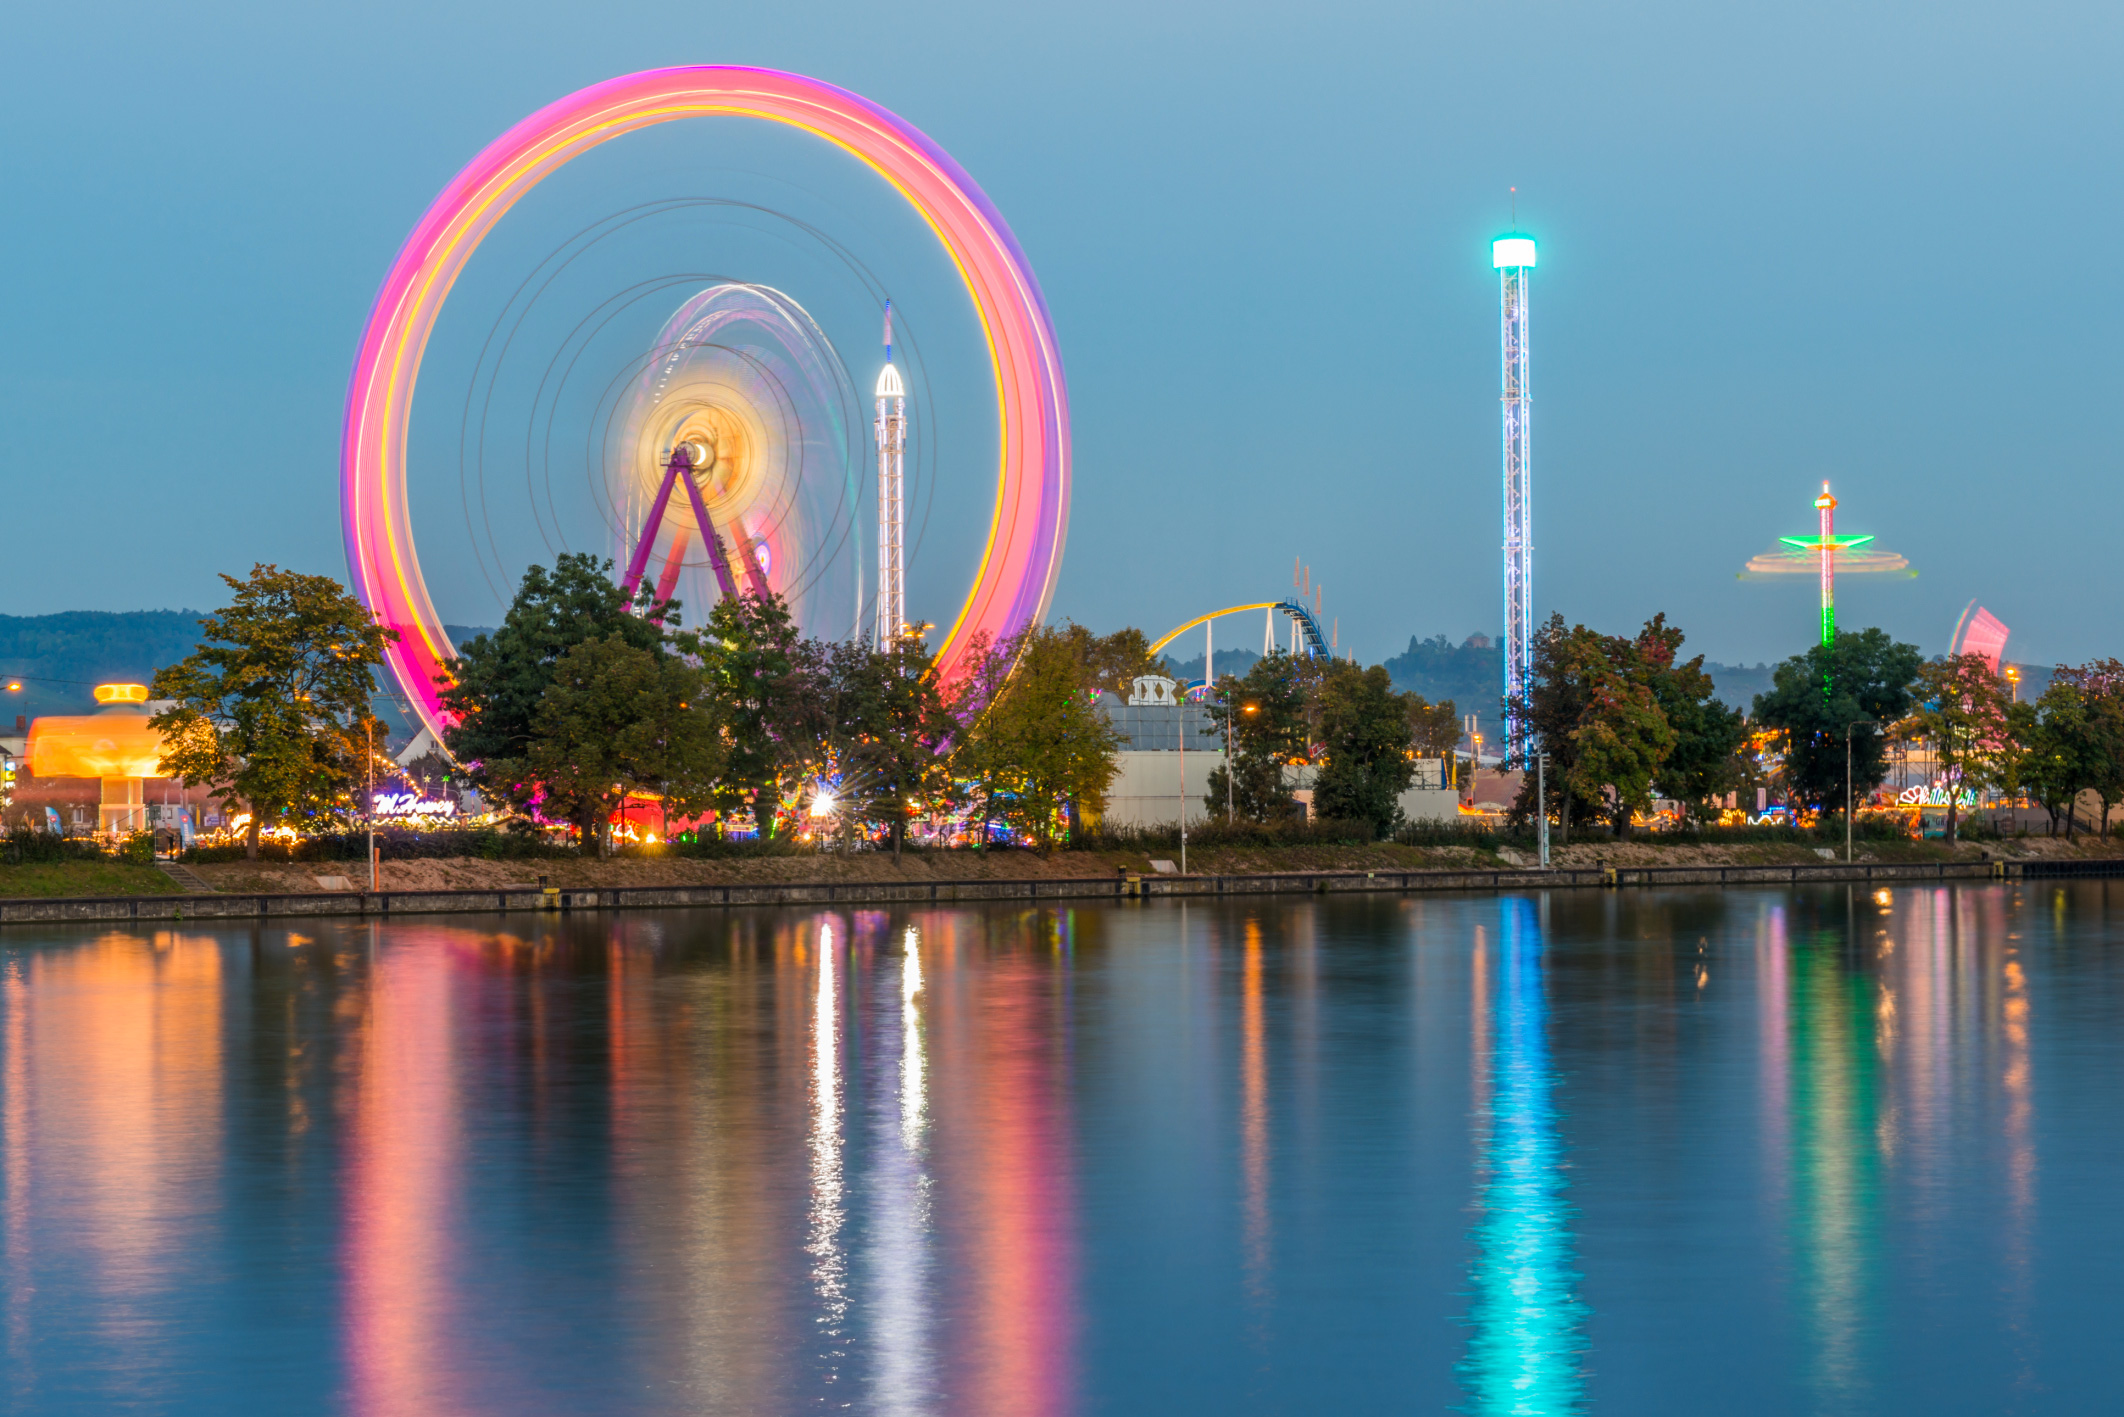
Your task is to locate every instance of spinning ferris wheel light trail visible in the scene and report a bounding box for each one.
[341,66,1072,744]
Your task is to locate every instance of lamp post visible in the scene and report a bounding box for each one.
[366,713,377,892]
[1845,717,1877,864]
[1177,690,1187,877]
[1538,752,1551,868]
[1234,701,1258,824]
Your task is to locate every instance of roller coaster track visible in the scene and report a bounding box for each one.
[1148,601,1331,660]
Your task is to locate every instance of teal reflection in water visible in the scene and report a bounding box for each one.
[1460,897,1587,1415]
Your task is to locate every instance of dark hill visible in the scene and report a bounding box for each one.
[0,611,207,723]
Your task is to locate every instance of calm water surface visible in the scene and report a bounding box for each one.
[3,884,2122,1414]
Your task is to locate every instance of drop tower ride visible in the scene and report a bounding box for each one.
[875,302,907,643]
[1495,232,1536,760]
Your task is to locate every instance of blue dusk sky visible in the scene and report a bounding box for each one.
[3,0,2119,668]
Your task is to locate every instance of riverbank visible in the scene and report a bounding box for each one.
[178,832,2124,896]
[0,833,2117,905]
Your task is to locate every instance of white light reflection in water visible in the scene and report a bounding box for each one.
[870,924,935,1414]
[1460,896,1587,1415]
[807,922,848,1381]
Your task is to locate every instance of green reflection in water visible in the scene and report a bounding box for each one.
[1788,916,1880,1412]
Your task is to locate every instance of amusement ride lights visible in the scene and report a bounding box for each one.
[1740,481,1911,644]
[1494,232,1536,765]
[620,282,863,638]
[342,67,1070,743]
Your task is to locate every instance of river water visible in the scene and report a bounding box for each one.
[1,883,2120,1414]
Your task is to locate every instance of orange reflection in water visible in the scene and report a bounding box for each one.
[1240,918,1270,1301]
[0,932,225,1404]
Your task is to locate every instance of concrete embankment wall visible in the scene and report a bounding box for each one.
[0,857,2103,927]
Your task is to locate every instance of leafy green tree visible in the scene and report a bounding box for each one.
[688,591,832,837]
[1639,615,1748,822]
[441,553,670,808]
[1062,623,1164,698]
[150,564,397,859]
[1506,614,1620,840]
[520,636,722,848]
[1405,693,1460,757]
[1751,628,1922,812]
[1312,661,1416,838]
[2052,659,2124,835]
[831,633,955,861]
[1909,653,2013,842]
[1205,651,1309,823]
[952,625,1122,846]
[2023,678,2100,836]
[1567,652,1676,838]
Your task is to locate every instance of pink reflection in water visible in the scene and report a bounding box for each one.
[341,930,465,1417]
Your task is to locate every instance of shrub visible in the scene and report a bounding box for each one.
[0,828,109,865]
[181,825,577,864]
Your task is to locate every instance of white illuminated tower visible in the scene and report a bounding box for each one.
[1494,232,1536,761]
[874,302,907,644]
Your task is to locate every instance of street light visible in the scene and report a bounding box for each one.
[1846,718,1878,863]
[1537,751,1551,868]
[1232,701,1258,824]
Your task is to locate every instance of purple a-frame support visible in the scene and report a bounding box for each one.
[619,449,771,608]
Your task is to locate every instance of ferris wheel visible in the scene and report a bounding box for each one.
[340,66,1071,745]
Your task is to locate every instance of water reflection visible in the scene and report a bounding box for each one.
[808,920,849,1387]
[344,928,464,1416]
[1,933,228,1409]
[0,886,2117,1413]
[1785,901,1880,1411]
[1240,918,1269,1304]
[868,924,935,1415]
[1461,897,1586,1414]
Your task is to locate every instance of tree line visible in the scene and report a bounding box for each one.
[1505,610,2124,842]
[1201,651,1460,839]
[146,558,1174,856]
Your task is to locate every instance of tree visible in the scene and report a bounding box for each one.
[1204,651,1309,823]
[1639,616,1748,822]
[1751,628,1922,812]
[1909,653,2013,843]
[611,650,727,839]
[519,636,722,849]
[1060,623,1164,698]
[1567,652,1676,838]
[831,633,955,861]
[150,564,397,859]
[951,625,1122,846]
[688,591,832,837]
[2023,678,2099,836]
[1505,615,1622,840]
[441,552,670,810]
[2053,659,2124,835]
[1405,694,1460,758]
[1312,662,1416,838]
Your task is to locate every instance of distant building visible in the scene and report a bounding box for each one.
[13,684,217,836]
[1094,682,1457,828]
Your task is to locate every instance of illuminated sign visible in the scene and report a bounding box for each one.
[1896,782,1979,808]
[371,792,457,820]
